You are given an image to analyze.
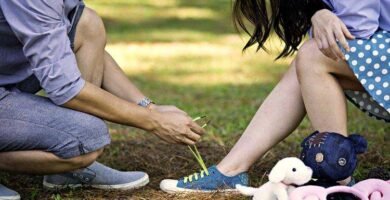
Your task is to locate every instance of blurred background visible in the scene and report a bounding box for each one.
[2,0,387,199]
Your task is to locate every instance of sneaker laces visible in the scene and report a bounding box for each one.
[183,168,209,183]
[183,117,210,183]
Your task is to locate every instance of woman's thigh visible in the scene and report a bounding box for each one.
[0,89,111,159]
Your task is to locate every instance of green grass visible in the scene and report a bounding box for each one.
[1,0,388,199]
[93,0,387,140]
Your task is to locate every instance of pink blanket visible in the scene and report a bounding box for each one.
[289,179,390,200]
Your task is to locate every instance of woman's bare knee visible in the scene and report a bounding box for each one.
[294,41,364,91]
[295,40,328,81]
[296,40,359,79]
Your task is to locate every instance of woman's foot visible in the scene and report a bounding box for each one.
[43,162,149,190]
[0,184,20,200]
[160,165,248,193]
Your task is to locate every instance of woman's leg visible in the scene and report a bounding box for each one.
[217,42,364,176]
[217,60,307,176]
[295,40,364,185]
[296,40,364,135]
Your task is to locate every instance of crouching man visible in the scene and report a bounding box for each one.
[0,1,205,199]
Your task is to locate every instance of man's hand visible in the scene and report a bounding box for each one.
[150,110,206,145]
[311,9,355,61]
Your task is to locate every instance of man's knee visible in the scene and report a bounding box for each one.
[53,114,110,165]
[83,115,110,137]
[295,40,327,81]
[76,7,107,47]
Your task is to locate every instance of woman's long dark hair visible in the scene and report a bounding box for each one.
[233,0,328,59]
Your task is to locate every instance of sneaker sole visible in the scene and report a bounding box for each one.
[162,188,238,194]
[0,194,21,200]
[43,174,149,191]
[160,179,238,194]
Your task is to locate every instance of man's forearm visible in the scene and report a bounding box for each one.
[63,82,157,131]
[102,51,146,104]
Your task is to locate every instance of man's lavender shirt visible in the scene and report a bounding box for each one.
[0,0,84,105]
[322,0,390,38]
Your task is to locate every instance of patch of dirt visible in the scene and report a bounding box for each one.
[1,134,388,200]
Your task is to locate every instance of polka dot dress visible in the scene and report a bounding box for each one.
[344,30,390,122]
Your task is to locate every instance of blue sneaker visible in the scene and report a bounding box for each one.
[160,165,248,193]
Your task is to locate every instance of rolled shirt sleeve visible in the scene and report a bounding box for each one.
[0,0,85,105]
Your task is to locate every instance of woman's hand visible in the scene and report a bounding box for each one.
[311,9,355,61]
[150,110,205,145]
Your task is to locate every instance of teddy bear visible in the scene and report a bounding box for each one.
[236,157,313,200]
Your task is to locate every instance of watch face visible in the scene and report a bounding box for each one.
[138,98,153,107]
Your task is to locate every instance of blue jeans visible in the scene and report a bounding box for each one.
[0,87,111,159]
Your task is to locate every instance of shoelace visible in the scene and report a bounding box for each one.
[183,116,210,183]
[183,168,209,183]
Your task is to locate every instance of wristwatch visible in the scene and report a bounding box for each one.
[137,97,154,108]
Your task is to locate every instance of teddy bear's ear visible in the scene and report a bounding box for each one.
[348,134,368,154]
[269,160,287,183]
[301,131,320,148]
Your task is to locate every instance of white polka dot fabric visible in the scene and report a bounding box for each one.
[344,30,390,122]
